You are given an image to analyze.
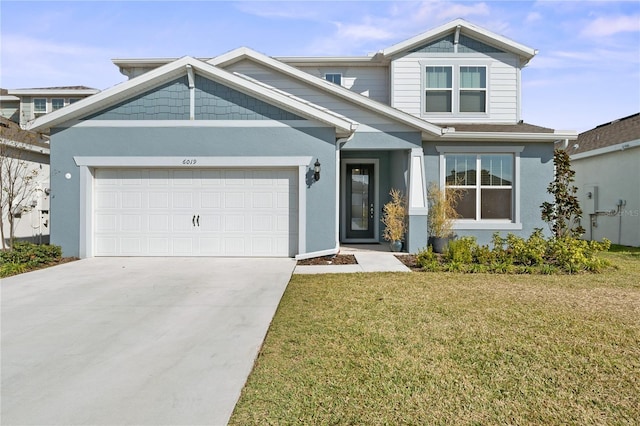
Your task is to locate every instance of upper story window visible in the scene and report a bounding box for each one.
[324,73,342,86]
[33,98,47,113]
[69,98,80,104]
[425,66,452,112]
[424,65,487,114]
[52,98,65,111]
[459,67,486,113]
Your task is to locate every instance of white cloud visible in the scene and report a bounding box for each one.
[581,15,640,37]
[526,12,542,23]
[433,2,490,20]
[333,22,394,42]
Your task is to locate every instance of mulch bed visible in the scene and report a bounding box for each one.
[395,254,422,271]
[296,254,357,266]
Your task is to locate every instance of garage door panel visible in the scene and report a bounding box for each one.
[94,168,298,257]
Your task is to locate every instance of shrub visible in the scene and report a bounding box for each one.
[413,231,611,275]
[416,246,441,272]
[445,236,475,264]
[0,242,62,270]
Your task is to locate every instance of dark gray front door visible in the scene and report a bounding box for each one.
[346,164,375,239]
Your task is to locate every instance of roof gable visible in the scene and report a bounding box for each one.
[382,19,536,63]
[27,57,356,136]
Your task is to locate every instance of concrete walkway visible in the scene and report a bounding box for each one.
[294,245,411,274]
[1,257,295,426]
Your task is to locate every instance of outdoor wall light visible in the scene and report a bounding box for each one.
[313,159,321,181]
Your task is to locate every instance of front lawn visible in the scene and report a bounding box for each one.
[230,251,640,425]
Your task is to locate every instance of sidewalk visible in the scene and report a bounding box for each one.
[294,245,411,274]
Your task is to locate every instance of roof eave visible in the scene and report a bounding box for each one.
[440,130,578,142]
[382,18,536,61]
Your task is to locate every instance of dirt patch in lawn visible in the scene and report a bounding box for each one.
[296,254,357,266]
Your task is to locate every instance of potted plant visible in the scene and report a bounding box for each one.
[427,182,462,253]
[381,188,407,252]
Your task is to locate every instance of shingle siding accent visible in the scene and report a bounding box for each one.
[194,75,303,120]
[87,77,190,120]
[410,35,455,53]
[458,35,504,54]
[408,34,504,54]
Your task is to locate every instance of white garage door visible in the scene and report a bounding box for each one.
[94,168,298,257]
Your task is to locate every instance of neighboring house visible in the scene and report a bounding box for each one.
[3,86,99,128]
[0,117,50,247]
[0,88,20,123]
[565,113,640,247]
[28,19,577,258]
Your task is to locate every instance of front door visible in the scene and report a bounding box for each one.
[345,163,375,240]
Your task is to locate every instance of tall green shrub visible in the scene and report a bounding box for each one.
[541,149,585,238]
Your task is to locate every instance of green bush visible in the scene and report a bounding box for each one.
[416,231,611,274]
[0,242,63,277]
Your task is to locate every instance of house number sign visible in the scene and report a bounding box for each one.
[182,158,197,165]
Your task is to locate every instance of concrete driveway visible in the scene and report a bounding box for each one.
[1,257,295,425]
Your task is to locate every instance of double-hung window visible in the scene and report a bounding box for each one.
[445,153,514,221]
[424,65,487,114]
[459,66,486,112]
[34,98,47,114]
[425,66,452,112]
[52,98,65,111]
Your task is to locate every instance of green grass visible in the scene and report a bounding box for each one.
[230,252,640,425]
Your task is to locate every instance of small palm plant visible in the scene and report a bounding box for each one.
[382,189,407,251]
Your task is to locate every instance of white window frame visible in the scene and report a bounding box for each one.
[324,73,342,86]
[459,66,487,113]
[51,98,65,111]
[421,61,489,117]
[424,66,453,113]
[33,98,47,113]
[436,146,523,230]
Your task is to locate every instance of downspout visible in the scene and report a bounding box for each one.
[555,139,569,150]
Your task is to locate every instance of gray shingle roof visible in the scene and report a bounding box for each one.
[566,113,640,156]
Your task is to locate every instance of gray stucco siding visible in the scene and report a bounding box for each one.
[423,141,554,246]
[49,125,337,257]
[342,131,422,150]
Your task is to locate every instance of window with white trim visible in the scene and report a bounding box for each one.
[52,98,65,111]
[445,153,513,220]
[324,73,342,85]
[459,66,486,113]
[424,65,488,114]
[69,98,80,104]
[33,98,47,113]
[425,66,452,112]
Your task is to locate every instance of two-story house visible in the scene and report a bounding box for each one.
[28,19,577,258]
[1,86,99,127]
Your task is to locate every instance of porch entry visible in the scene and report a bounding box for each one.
[344,163,376,240]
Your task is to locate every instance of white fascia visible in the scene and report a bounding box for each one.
[8,88,100,96]
[440,130,578,142]
[381,18,536,62]
[571,138,640,160]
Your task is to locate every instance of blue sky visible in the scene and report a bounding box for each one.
[1,1,639,132]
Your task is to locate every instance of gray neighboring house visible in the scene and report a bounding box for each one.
[2,86,99,127]
[566,113,640,247]
[28,19,577,259]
